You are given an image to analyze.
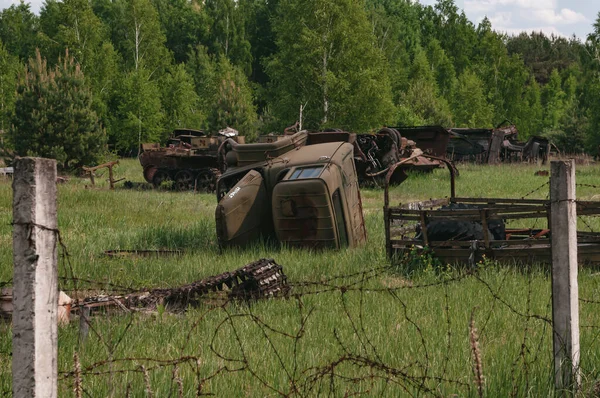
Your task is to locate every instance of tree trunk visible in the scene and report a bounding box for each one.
[322,47,328,125]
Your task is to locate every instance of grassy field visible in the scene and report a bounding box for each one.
[1,158,600,396]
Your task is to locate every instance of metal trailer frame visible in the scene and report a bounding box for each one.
[383,160,600,265]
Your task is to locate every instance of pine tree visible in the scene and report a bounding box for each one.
[8,49,106,168]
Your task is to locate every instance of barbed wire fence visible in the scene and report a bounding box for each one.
[2,161,600,396]
[47,264,556,397]
[2,235,569,396]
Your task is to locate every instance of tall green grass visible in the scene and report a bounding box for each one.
[1,159,600,396]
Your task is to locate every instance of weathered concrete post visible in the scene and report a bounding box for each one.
[12,157,58,398]
[550,159,580,393]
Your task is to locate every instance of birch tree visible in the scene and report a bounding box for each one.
[267,0,395,132]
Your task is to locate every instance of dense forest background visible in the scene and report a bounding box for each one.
[1,0,600,163]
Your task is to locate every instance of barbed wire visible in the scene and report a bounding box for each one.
[576,183,600,190]
[43,263,560,396]
[3,223,600,396]
[521,179,549,199]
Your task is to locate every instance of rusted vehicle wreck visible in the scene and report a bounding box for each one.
[215,131,367,249]
[396,124,550,165]
[384,165,600,265]
[138,128,245,192]
[255,127,456,187]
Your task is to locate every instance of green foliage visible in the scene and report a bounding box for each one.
[116,0,171,73]
[160,63,204,131]
[398,79,452,126]
[0,40,19,132]
[0,0,598,153]
[410,45,435,84]
[452,69,494,127]
[0,2,38,61]
[186,45,218,114]
[205,0,252,75]
[519,76,544,137]
[543,100,588,154]
[267,0,395,131]
[542,69,566,130]
[8,49,106,169]
[208,58,258,140]
[239,0,278,90]
[426,39,456,97]
[393,245,445,276]
[152,0,209,64]
[507,32,581,85]
[38,0,119,142]
[39,0,107,67]
[111,68,163,153]
[582,75,600,151]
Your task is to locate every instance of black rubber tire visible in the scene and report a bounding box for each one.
[377,127,400,148]
[425,218,485,241]
[420,203,505,242]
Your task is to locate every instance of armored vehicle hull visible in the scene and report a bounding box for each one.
[139,129,245,192]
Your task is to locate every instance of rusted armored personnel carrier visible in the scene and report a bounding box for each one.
[215,131,367,249]
[139,128,244,192]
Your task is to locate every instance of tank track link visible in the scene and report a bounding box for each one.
[77,258,289,312]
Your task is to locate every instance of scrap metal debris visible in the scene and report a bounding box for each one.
[302,128,454,187]
[383,164,600,266]
[74,258,289,315]
[82,160,122,189]
[103,249,183,258]
[396,123,551,165]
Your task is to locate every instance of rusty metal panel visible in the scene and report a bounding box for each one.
[393,126,451,157]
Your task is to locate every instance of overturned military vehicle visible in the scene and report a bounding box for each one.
[215,131,367,249]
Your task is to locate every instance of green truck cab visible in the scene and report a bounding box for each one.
[215,136,367,250]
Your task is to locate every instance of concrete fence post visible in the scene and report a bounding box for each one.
[12,157,58,398]
[550,159,580,393]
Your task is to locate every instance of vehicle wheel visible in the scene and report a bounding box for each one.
[418,203,505,242]
[195,169,219,193]
[175,169,194,191]
[152,170,171,188]
[424,218,485,242]
[143,165,158,183]
[377,127,400,148]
